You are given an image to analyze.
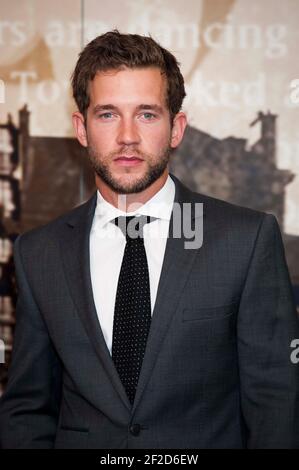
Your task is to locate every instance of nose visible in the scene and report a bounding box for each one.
[117,118,140,146]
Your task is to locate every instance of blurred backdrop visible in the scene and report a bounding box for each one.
[0,0,299,394]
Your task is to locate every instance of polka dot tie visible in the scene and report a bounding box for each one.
[112,215,154,405]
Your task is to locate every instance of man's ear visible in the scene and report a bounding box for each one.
[170,111,187,149]
[72,111,88,147]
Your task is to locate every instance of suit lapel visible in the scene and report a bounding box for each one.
[60,193,131,411]
[132,175,205,413]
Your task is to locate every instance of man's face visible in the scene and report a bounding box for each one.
[73,67,186,194]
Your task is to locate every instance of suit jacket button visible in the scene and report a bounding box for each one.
[129,424,141,436]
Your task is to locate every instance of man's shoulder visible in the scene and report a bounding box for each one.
[172,173,269,229]
[190,189,279,249]
[191,188,268,228]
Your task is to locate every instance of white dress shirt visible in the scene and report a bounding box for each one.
[89,175,175,355]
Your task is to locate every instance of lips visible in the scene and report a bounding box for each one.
[114,155,142,160]
[114,156,143,166]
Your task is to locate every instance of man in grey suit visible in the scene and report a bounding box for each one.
[0,30,298,449]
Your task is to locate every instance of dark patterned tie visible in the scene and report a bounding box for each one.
[112,215,154,405]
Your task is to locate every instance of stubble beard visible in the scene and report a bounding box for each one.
[87,144,172,194]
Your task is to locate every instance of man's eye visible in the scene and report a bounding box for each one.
[99,112,113,119]
[142,112,156,120]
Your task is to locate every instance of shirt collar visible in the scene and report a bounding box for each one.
[93,174,175,231]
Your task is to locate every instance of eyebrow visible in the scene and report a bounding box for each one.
[92,104,164,114]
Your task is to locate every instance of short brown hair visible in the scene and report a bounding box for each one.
[71,30,186,123]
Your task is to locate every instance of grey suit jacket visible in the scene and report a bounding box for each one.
[0,174,298,449]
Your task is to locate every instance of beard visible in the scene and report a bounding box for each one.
[87,143,171,194]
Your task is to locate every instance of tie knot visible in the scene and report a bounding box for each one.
[113,215,155,240]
